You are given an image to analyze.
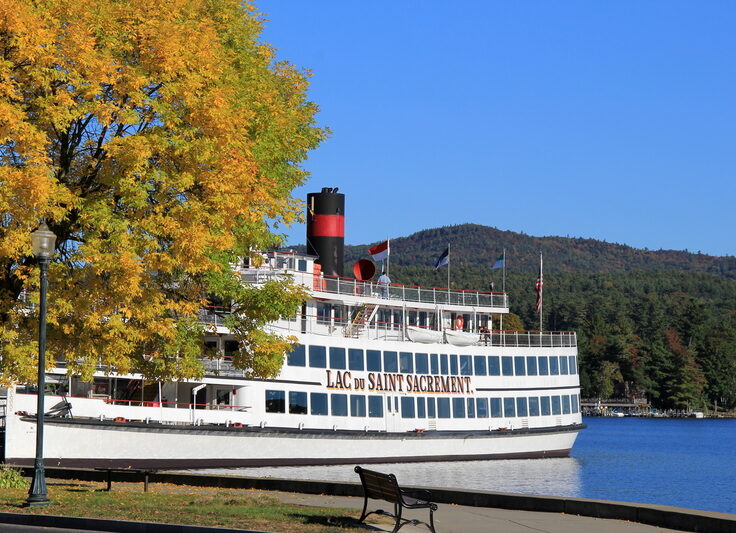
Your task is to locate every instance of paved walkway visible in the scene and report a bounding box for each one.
[270,491,685,533]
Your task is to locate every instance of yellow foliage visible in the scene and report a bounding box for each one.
[0,0,326,383]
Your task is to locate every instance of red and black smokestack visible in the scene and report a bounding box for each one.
[307,187,344,277]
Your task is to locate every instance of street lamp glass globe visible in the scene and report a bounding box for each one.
[30,222,57,260]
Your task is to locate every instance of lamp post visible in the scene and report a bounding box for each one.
[25,221,56,507]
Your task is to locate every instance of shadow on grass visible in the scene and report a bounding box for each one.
[288,513,381,530]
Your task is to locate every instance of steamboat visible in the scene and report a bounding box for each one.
[2,189,583,468]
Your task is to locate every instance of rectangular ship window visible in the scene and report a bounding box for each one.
[466,398,475,418]
[417,397,426,418]
[474,356,487,376]
[503,398,515,417]
[437,398,451,418]
[572,394,579,413]
[265,390,285,413]
[310,393,328,415]
[450,355,459,375]
[427,397,436,418]
[490,398,502,418]
[529,397,540,416]
[399,352,413,373]
[331,394,348,416]
[560,356,569,375]
[430,354,439,375]
[401,397,415,418]
[330,347,346,370]
[368,395,383,417]
[460,355,472,376]
[288,391,307,414]
[488,356,500,376]
[541,396,551,416]
[452,397,465,418]
[501,356,513,376]
[286,344,306,367]
[415,353,429,374]
[551,395,562,415]
[348,349,364,371]
[569,356,577,374]
[514,357,526,376]
[350,395,366,417]
[562,395,571,414]
[309,345,326,368]
[538,356,549,375]
[476,398,489,418]
[367,350,381,371]
[516,397,528,417]
[549,356,559,375]
[526,356,537,376]
[440,354,449,375]
[384,351,398,373]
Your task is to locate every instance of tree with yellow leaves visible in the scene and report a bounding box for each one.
[0,0,326,384]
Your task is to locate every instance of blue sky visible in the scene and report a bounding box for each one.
[258,1,736,257]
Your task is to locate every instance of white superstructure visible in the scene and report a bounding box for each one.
[3,249,583,469]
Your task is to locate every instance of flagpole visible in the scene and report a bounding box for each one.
[502,248,506,293]
[539,252,543,332]
[387,238,390,277]
[447,242,450,291]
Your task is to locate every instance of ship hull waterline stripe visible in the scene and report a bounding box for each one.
[6,448,572,469]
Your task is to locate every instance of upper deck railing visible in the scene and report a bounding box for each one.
[239,267,508,309]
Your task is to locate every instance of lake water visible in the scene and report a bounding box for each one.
[193,417,736,514]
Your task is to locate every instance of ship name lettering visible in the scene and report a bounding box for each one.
[328,371,472,394]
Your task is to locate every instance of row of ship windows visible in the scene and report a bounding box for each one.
[287,345,577,377]
[265,390,580,419]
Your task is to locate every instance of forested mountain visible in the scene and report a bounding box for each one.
[292,223,736,410]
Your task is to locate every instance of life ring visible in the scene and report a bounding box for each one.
[455,316,464,330]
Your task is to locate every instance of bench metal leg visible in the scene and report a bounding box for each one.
[144,472,149,493]
[358,495,369,523]
[392,503,401,533]
[106,470,112,491]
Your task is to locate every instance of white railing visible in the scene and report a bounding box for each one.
[239,268,508,309]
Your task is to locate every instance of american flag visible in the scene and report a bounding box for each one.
[535,270,543,313]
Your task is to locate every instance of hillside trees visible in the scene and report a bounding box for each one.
[0,0,326,383]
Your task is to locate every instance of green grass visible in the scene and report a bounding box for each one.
[0,480,382,532]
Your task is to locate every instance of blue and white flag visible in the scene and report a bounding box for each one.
[434,247,449,270]
[491,254,504,270]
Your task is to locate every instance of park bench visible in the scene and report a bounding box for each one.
[354,466,438,533]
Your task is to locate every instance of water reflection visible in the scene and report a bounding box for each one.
[193,457,582,497]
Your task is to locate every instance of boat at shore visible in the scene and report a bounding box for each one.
[2,188,583,469]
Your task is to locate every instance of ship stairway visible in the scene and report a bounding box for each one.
[344,304,379,338]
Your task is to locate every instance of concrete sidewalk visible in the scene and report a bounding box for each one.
[272,490,686,533]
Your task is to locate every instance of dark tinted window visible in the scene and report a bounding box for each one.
[514,357,526,376]
[501,356,513,376]
[526,356,537,376]
[560,356,569,375]
[552,395,562,415]
[367,350,381,371]
[329,347,346,369]
[430,354,439,375]
[401,397,415,418]
[529,397,540,416]
[289,391,307,414]
[490,398,502,417]
[516,397,528,417]
[440,354,449,375]
[450,355,458,375]
[541,396,551,415]
[538,357,549,375]
[427,397,436,418]
[452,397,465,418]
[399,352,413,373]
[476,398,489,418]
[331,394,348,416]
[460,355,472,376]
[265,390,285,413]
[474,356,487,376]
[368,395,383,417]
[310,392,328,415]
[415,353,429,374]
[562,395,571,414]
[350,395,366,417]
[550,356,559,375]
[503,397,515,417]
[437,398,451,418]
[384,351,398,373]
[309,345,326,368]
[467,398,476,418]
[348,349,364,371]
[488,356,500,376]
[417,397,426,418]
[287,344,305,366]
